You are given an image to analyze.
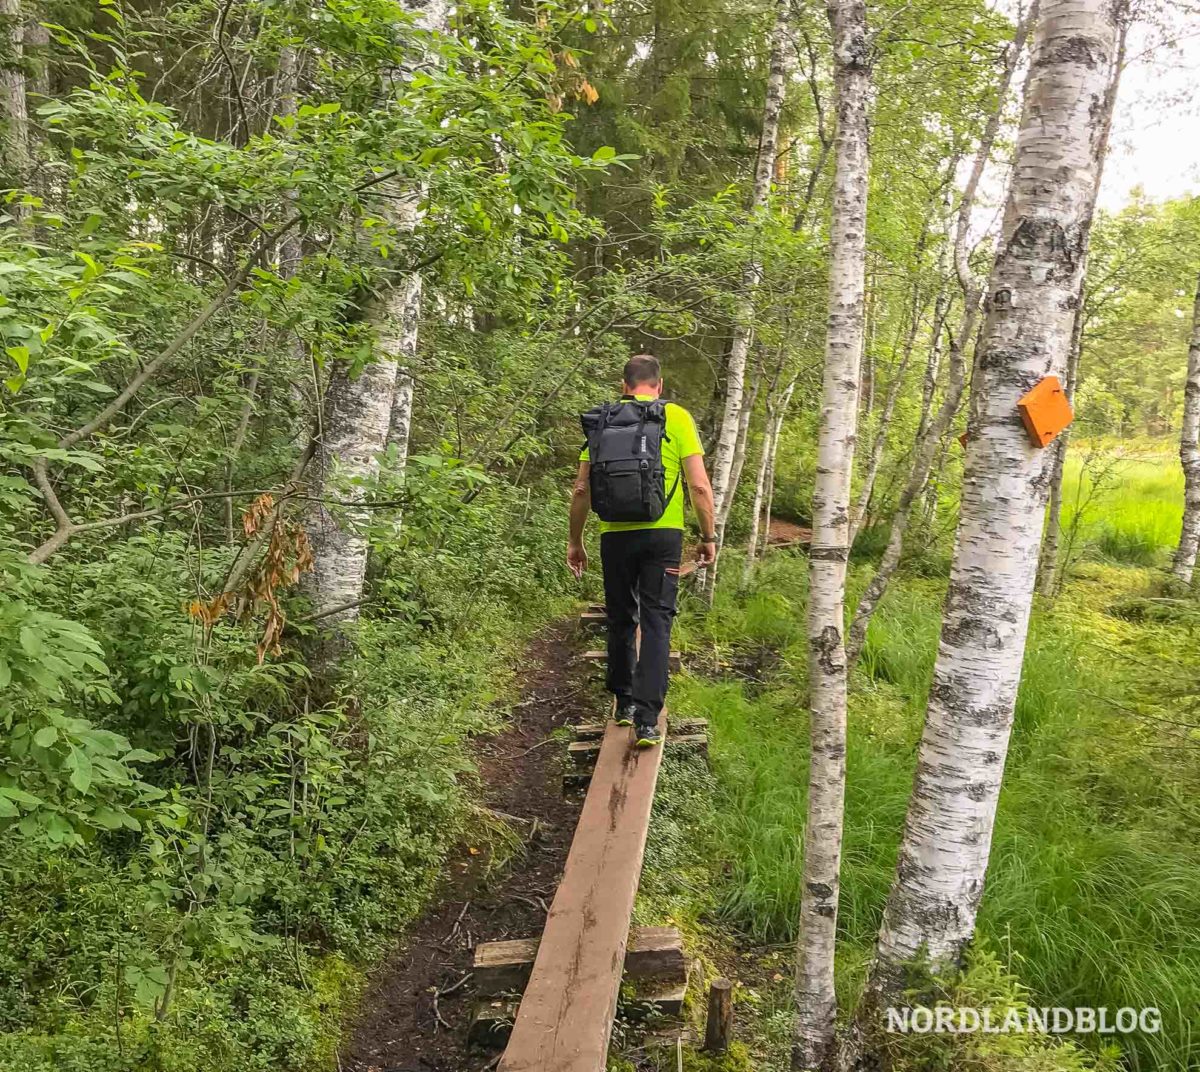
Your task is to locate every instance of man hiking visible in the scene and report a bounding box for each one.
[568,354,717,747]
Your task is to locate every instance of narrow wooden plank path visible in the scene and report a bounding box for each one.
[498,711,666,1072]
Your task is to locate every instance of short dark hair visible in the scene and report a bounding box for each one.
[622,353,661,387]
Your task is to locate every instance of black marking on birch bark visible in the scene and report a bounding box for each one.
[1007,217,1075,276]
[845,27,870,70]
[1038,34,1105,70]
[806,881,834,899]
[928,682,1013,729]
[813,624,844,675]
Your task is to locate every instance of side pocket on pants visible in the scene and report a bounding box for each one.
[660,565,681,617]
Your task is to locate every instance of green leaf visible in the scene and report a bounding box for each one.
[19,626,42,657]
[591,145,616,162]
[69,748,93,794]
[0,786,44,806]
[34,726,58,748]
[91,807,127,830]
[5,346,29,374]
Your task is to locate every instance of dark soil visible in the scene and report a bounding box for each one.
[344,617,597,1072]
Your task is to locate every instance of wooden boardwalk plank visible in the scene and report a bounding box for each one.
[498,714,666,1072]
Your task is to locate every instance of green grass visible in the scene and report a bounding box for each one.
[1059,447,1183,567]
[652,511,1200,1069]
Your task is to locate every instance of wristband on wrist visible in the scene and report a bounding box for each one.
[701,534,717,542]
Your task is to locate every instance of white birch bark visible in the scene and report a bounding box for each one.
[759,381,797,560]
[744,378,795,583]
[869,0,1120,990]
[384,0,448,459]
[1,0,29,187]
[304,338,397,638]
[704,363,762,600]
[844,6,1033,665]
[791,2,868,1068]
[303,0,447,665]
[708,0,792,551]
[1037,23,1125,594]
[1173,272,1200,583]
[1036,301,1083,593]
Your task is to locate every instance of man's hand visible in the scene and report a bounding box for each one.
[696,539,717,567]
[567,540,588,578]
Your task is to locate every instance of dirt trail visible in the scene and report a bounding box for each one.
[345,618,595,1072]
[766,516,812,545]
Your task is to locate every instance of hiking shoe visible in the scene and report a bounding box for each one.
[615,703,637,727]
[634,722,663,748]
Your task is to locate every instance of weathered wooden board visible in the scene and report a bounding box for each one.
[567,734,707,768]
[498,715,666,1072]
[579,611,608,634]
[474,925,685,995]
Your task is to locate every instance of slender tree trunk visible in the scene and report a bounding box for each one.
[705,360,762,599]
[867,0,1120,996]
[1037,23,1126,594]
[759,386,794,560]
[1,0,29,188]
[791,3,868,1068]
[275,44,310,408]
[848,283,925,545]
[1173,272,1200,583]
[385,0,448,458]
[303,0,447,672]
[844,6,1033,665]
[744,378,795,583]
[708,0,792,556]
[1036,301,1083,593]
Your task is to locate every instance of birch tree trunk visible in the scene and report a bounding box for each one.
[1172,272,1200,583]
[791,2,868,1068]
[744,381,794,584]
[868,0,1120,994]
[1036,301,1083,593]
[1,0,29,188]
[385,0,449,462]
[848,284,925,546]
[303,0,448,672]
[844,6,1033,665]
[705,361,762,599]
[1037,22,1125,594]
[759,383,796,560]
[707,0,792,558]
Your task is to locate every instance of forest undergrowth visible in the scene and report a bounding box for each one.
[634,452,1200,1072]
[0,487,575,1072]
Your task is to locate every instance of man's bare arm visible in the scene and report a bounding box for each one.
[684,455,716,534]
[683,454,718,565]
[568,461,591,575]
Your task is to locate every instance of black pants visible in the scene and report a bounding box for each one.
[601,528,683,725]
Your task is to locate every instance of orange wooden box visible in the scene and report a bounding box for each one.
[1017,375,1073,448]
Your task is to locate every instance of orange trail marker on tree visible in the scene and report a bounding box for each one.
[1017,375,1074,448]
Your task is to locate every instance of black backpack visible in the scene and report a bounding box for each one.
[580,398,680,523]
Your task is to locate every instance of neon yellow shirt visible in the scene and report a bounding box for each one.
[580,396,705,533]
